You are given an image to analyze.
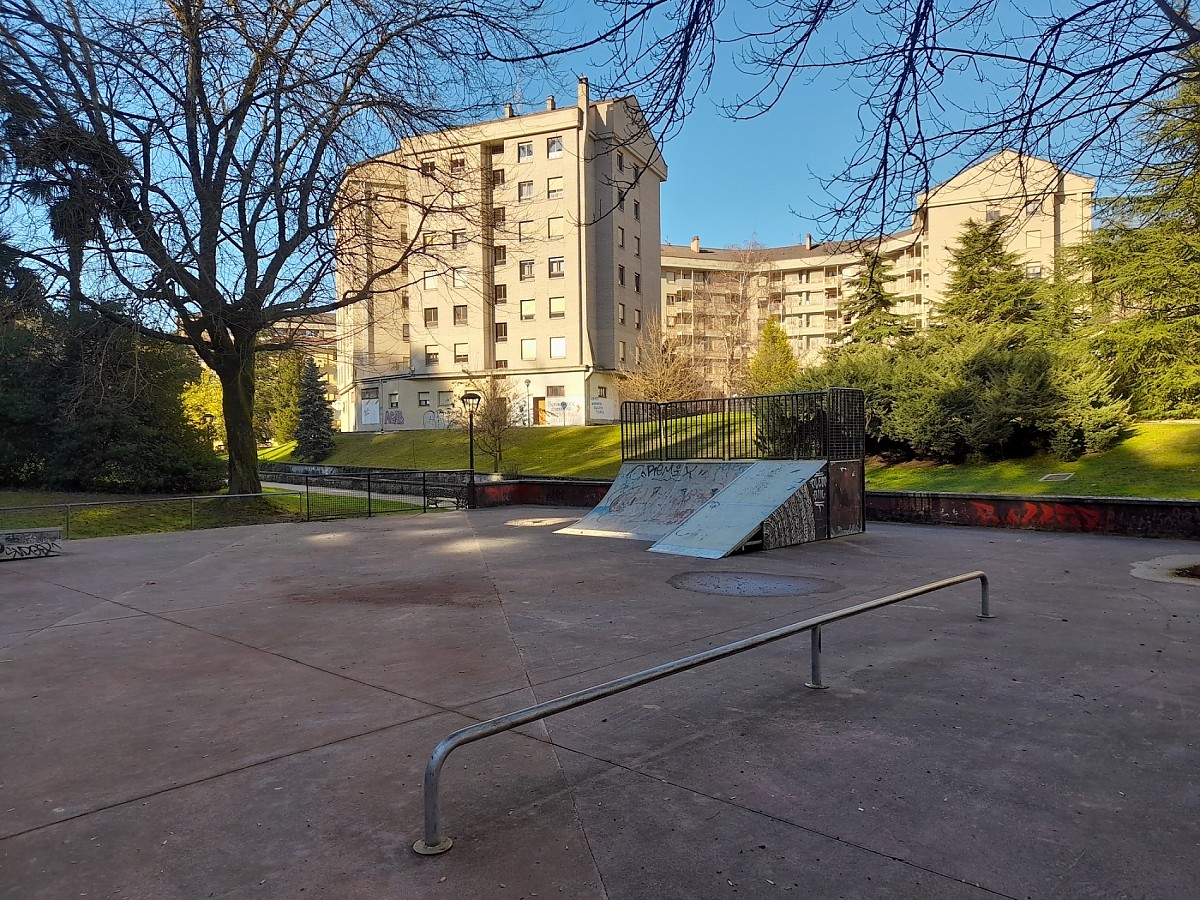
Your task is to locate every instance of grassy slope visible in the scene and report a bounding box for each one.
[263,421,1200,499]
[865,422,1200,499]
[263,425,626,479]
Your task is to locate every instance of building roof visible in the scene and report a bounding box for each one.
[661,229,920,265]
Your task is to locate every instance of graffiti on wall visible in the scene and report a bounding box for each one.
[966,500,1107,531]
[383,410,404,426]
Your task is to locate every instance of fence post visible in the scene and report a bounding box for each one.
[305,475,311,521]
[805,625,830,690]
[367,473,373,517]
[190,497,196,530]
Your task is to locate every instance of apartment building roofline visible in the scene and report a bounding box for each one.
[662,228,920,264]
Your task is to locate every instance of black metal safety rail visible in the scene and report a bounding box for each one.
[620,388,866,462]
[413,571,992,855]
[296,473,466,520]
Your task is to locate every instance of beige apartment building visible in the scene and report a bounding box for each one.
[661,151,1094,386]
[335,79,666,432]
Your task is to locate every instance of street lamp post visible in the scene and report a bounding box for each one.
[461,391,482,509]
[524,379,531,427]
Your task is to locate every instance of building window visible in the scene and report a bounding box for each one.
[521,338,536,360]
[548,256,564,277]
[401,290,409,309]
[618,226,624,247]
[450,156,465,174]
[666,270,676,283]
[634,308,641,329]
[438,391,453,407]
[420,159,435,176]
[449,191,463,211]
[547,384,565,397]
[362,387,379,400]
[666,293,676,305]
[423,232,437,250]
[493,207,505,227]
[517,141,533,163]
[520,299,535,320]
[634,272,641,293]
[519,220,533,242]
[401,323,410,340]
[388,392,399,409]
[454,343,468,364]
[634,235,640,257]
[547,136,564,158]
[494,322,508,342]
[423,270,438,289]
[635,345,642,364]
[424,307,438,327]
[519,259,535,281]
[618,302,626,325]
[633,200,640,220]
[550,336,566,358]
[494,284,507,304]
[617,151,624,171]
[491,168,505,186]
[418,391,431,407]
[598,386,607,398]
[453,304,468,325]
[1024,199,1040,216]
[618,340,626,362]
[425,345,439,365]
[548,216,564,239]
[618,265,625,286]
[547,176,564,199]
[1026,263,1043,279]
[985,205,1001,222]
[495,359,508,369]
[617,191,625,211]
[452,268,467,288]
[422,194,434,212]
[518,180,534,201]
[451,230,466,249]
[549,296,565,319]
[493,245,507,266]
[1026,230,1042,249]
[666,315,676,327]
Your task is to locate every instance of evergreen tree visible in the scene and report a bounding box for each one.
[940,218,1040,324]
[747,319,799,393]
[294,357,335,462]
[842,250,914,343]
[1074,66,1200,418]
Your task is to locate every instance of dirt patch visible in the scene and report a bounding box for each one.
[1170,564,1200,580]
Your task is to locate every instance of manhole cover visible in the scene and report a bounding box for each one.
[1039,472,1075,483]
[669,571,833,597]
[1130,555,1200,585]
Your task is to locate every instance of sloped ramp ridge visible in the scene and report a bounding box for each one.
[557,460,829,558]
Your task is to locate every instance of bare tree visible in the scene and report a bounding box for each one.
[684,241,771,396]
[447,376,520,473]
[553,2,1200,235]
[0,0,547,493]
[620,315,706,403]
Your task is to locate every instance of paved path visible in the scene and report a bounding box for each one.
[2,510,1198,898]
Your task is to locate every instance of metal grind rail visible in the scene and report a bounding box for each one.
[413,571,993,855]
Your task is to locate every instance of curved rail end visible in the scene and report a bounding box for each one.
[413,838,453,856]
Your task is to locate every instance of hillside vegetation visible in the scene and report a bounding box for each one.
[260,421,1200,499]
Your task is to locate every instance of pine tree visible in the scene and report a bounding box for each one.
[294,357,335,462]
[842,250,914,343]
[747,319,799,394]
[940,218,1040,324]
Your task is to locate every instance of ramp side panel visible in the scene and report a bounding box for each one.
[649,460,826,558]
[556,461,752,542]
[761,465,829,550]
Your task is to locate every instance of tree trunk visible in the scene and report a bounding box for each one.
[215,349,262,495]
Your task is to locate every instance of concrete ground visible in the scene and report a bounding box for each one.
[1,509,1198,899]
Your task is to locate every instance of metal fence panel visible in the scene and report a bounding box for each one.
[619,389,865,462]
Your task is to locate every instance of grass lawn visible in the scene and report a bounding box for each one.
[263,425,626,479]
[865,421,1200,499]
[0,489,306,538]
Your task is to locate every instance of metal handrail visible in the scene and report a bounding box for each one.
[413,571,993,855]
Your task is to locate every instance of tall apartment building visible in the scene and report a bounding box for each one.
[335,79,666,432]
[661,151,1094,386]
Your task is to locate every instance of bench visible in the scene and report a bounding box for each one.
[1,528,63,561]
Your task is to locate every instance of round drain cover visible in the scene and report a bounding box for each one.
[669,571,833,597]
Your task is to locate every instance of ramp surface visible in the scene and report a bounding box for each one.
[556,462,751,541]
[650,460,826,558]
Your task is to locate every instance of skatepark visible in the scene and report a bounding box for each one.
[3,504,1199,898]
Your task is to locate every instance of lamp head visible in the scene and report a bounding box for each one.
[461,391,482,412]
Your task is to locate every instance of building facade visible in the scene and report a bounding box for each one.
[660,151,1095,387]
[335,79,666,432]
